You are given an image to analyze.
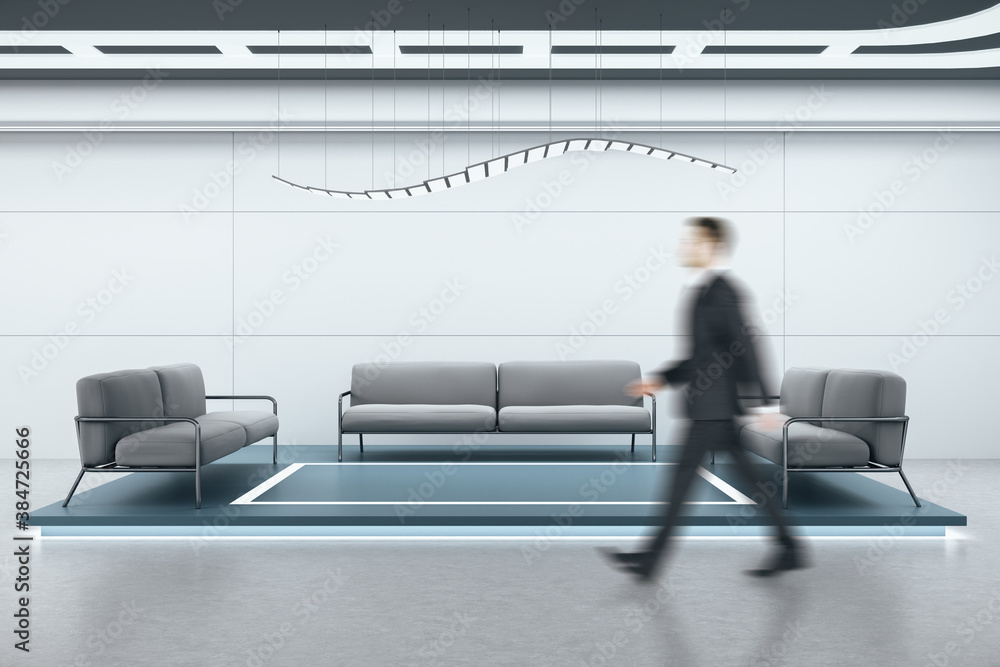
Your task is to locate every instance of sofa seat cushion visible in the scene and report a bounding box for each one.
[740,416,871,468]
[116,419,246,467]
[498,405,650,433]
[341,404,497,432]
[200,411,278,444]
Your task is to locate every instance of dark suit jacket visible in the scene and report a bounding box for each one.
[653,271,776,421]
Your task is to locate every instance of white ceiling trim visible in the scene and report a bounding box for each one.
[1,5,999,72]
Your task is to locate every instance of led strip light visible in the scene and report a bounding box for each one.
[271,136,736,198]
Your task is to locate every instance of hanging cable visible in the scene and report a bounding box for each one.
[393,29,396,188]
[276,29,280,177]
[371,26,375,190]
[324,24,328,188]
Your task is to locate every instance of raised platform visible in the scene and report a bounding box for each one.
[31,445,966,538]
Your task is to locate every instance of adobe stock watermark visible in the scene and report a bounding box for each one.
[415,611,477,666]
[843,130,957,243]
[51,69,169,182]
[181,110,293,221]
[511,118,627,233]
[922,583,1000,667]
[543,0,587,27]
[351,277,468,392]
[521,450,633,564]
[243,569,348,667]
[852,461,967,576]
[70,600,145,667]
[717,85,833,202]
[877,0,933,34]
[381,74,499,190]
[578,578,676,667]
[887,255,998,372]
[17,269,135,385]
[680,286,798,408]
[748,619,807,667]
[6,0,74,49]
[673,0,753,72]
[555,245,671,360]
[393,421,495,524]
[225,236,339,349]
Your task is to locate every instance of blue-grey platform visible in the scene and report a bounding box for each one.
[30,444,966,537]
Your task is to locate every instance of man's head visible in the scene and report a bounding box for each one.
[676,216,734,268]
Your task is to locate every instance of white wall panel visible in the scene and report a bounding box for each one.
[784,132,1000,212]
[231,211,784,337]
[0,132,233,212]
[0,212,233,335]
[785,212,1000,336]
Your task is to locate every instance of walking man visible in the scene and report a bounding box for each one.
[601,216,807,581]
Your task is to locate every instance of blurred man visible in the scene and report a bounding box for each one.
[601,216,807,581]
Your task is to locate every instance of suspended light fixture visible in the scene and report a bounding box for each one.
[272,18,737,199]
[273,138,735,198]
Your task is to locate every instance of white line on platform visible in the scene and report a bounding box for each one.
[696,466,756,504]
[242,500,738,505]
[232,462,752,506]
[230,463,304,504]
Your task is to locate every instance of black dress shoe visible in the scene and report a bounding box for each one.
[745,545,810,577]
[596,547,649,567]
[596,548,658,582]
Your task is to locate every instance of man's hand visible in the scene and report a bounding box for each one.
[755,411,785,431]
[625,379,663,397]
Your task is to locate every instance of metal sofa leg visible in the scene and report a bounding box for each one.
[359,433,364,453]
[62,467,87,507]
[710,451,715,465]
[898,469,921,507]
[630,434,635,453]
[782,466,789,509]
[338,428,343,463]
[272,434,278,464]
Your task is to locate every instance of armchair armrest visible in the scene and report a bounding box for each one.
[780,415,910,469]
[74,415,203,466]
[206,395,277,415]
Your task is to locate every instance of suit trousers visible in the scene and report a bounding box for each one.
[644,418,793,560]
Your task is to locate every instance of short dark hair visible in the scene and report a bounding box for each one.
[686,216,734,251]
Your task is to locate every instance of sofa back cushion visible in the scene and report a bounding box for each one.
[779,367,831,425]
[498,360,642,409]
[149,363,207,418]
[350,362,497,408]
[76,369,164,466]
[821,369,907,466]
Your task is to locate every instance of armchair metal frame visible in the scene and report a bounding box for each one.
[65,415,204,509]
[64,395,277,510]
[337,390,658,462]
[726,395,919,509]
[780,415,918,509]
[206,395,279,463]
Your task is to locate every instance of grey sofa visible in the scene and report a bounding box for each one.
[65,363,279,509]
[738,367,918,508]
[338,360,656,462]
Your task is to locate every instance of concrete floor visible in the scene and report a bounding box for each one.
[2,458,998,667]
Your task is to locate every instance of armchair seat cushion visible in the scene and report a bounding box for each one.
[200,411,278,444]
[341,404,497,432]
[498,405,651,433]
[116,419,246,467]
[740,415,871,468]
